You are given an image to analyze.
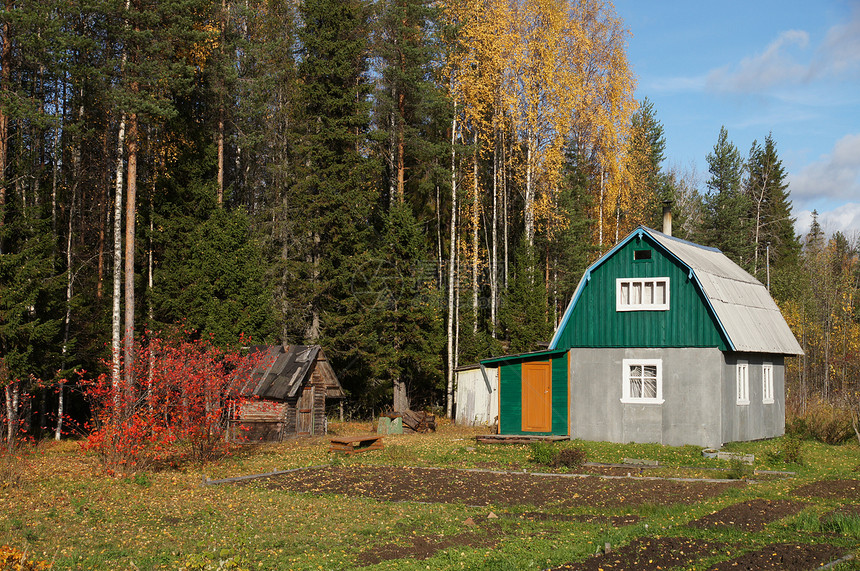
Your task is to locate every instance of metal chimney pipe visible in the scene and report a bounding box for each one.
[662,200,673,236]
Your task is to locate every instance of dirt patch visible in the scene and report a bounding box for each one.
[473,462,658,477]
[261,465,742,508]
[793,479,860,500]
[518,511,639,527]
[687,499,808,532]
[706,542,845,570]
[355,529,499,565]
[549,536,727,570]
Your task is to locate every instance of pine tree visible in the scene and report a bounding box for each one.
[374,0,445,207]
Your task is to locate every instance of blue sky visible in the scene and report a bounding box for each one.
[613,0,860,240]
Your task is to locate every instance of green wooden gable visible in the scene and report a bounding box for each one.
[551,231,729,351]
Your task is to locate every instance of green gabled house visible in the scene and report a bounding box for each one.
[482,225,802,448]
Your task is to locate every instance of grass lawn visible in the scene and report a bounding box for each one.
[1,420,859,570]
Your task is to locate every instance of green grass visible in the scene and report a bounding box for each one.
[1,423,859,570]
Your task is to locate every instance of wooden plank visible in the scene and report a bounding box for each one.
[329,435,384,454]
[476,434,569,445]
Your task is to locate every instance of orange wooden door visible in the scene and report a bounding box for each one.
[521,362,551,432]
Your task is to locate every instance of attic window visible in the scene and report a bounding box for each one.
[633,249,652,261]
[616,277,670,311]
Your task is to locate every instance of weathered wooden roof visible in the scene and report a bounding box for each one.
[550,226,803,356]
[241,345,345,400]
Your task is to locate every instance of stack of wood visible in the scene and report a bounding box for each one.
[383,410,436,433]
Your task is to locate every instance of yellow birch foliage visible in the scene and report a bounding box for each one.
[782,236,860,410]
[442,0,636,247]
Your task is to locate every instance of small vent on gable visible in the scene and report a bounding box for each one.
[634,249,652,261]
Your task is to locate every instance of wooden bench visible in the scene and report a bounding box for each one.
[329,435,384,455]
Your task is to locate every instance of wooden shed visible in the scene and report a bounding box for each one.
[480,349,569,437]
[231,345,344,440]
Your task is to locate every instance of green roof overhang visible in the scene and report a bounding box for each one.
[480,348,568,366]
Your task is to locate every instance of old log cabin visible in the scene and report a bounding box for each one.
[233,345,344,440]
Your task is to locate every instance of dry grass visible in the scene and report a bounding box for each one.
[0,424,859,570]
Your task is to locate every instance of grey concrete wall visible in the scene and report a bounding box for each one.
[569,347,724,448]
[720,353,785,443]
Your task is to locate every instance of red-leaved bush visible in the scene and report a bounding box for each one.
[82,334,265,473]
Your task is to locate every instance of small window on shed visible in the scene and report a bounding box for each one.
[736,363,749,405]
[633,249,652,261]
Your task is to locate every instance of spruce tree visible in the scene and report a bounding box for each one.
[699,126,753,268]
[745,133,801,298]
[547,144,597,314]
[500,239,551,355]
[366,203,443,411]
[151,204,277,346]
[286,0,382,402]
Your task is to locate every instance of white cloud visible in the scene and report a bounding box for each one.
[788,133,860,202]
[813,4,860,78]
[707,30,809,93]
[706,6,860,94]
[795,203,860,239]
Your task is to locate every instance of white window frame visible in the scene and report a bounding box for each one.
[736,363,749,405]
[621,359,664,404]
[762,364,774,404]
[616,277,670,311]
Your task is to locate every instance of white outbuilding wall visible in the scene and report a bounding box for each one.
[454,364,498,426]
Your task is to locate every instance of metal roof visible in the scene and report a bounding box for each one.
[550,227,803,356]
[480,348,568,366]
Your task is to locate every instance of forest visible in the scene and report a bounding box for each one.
[0,0,858,444]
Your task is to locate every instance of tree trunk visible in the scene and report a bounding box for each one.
[396,86,405,204]
[393,378,408,412]
[471,136,478,335]
[502,129,508,290]
[217,111,224,206]
[97,120,108,299]
[217,0,226,206]
[123,113,138,387]
[305,232,321,342]
[445,105,458,418]
[598,168,604,248]
[490,124,498,338]
[525,131,534,247]
[112,113,127,410]
[436,180,442,286]
[51,81,62,240]
[0,3,9,255]
[57,133,79,440]
[5,382,18,452]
